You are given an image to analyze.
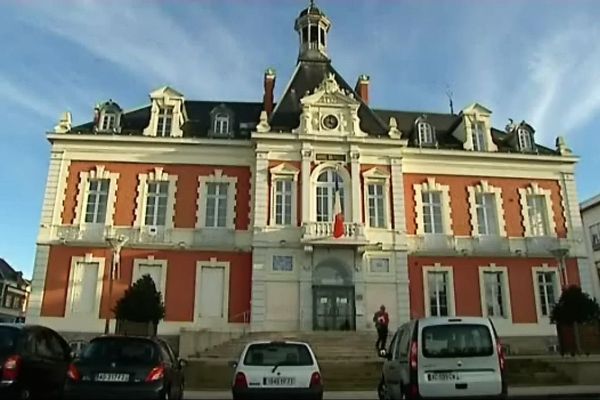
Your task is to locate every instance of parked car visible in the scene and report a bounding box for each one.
[378,317,507,400]
[0,323,72,400]
[231,340,323,400]
[64,335,186,400]
[68,340,89,359]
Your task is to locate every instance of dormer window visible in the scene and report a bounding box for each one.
[100,113,116,131]
[156,107,173,137]
[518,128,533,151]
[95,99,122,133]
[417,121,435,146]
[471,122,487,151]
[214,114,230,135]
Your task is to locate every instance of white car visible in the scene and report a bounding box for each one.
[378,317,507,400]
[231,340,323,400]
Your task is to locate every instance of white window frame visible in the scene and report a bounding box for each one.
[134,167,177,230]
[196,169,237,229]
[471,121,487,151]
[156,106,174,137]
[214,113,230,135]
[362,167,391,229]
[417,122,435,146]
[590,222,600,251]
[478,264,512,320]
[468,181,506,237]
[132,256,168,297]
[518,128,533,151]
[423,264,455,317]
[460,104,498,152]
[414,178,453,235]
[142,87,185,138]
[518,183,557,237]
[65,253,105,318]
[269,163,299,227]
[272,255,294,273]
[100,113,116,131]
[74,165,119,227]
[309,163,351,222]
[194,258,230,326]
[532,264,560,322]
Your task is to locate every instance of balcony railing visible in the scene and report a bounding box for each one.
[409,234,456,255]
[301,222,367,243]
[54,224,114,242]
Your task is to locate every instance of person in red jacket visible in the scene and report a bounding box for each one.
[373,305,390,351]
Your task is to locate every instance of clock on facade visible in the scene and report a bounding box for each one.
[322,114,339,130]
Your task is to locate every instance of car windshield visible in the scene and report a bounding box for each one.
[422,324,494,358]
[243,343,314,366]
[80,338,157,364]
[0,327,19,356]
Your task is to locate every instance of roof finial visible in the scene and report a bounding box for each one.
[309,0,315,8]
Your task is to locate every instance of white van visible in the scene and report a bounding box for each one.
[378,317,506,400]
[231,340,323,400]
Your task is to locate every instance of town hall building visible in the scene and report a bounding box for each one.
[26,3,597,350]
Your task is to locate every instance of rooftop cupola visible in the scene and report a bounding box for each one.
[294,0,331,62]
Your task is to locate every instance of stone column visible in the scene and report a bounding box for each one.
[301,145,313,224]
[350,147,361,224]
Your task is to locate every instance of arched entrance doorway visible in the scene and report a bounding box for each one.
[312,259,355,331]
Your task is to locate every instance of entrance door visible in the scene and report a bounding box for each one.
[199,266,225,318]
[313,286,355,331]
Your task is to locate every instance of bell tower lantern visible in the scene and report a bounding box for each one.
[294,0,332,62]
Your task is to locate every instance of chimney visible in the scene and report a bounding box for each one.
[263,68,276,116]
[354,74,370,104]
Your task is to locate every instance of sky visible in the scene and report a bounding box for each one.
[1,0,599,278]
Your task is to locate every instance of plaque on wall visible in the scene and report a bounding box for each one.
[315,153,346,162]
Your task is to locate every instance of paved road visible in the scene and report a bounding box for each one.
[185,387,600,399]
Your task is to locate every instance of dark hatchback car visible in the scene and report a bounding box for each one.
[0,323,72,400]
[64,335,186,400]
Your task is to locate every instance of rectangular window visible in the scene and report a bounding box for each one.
[518,129,533,150]
[422,191,443,234]
[85,179,110,224]
[527,194,550,236]
[367,183,386,228]
[370,258,390,273]
[590,223,600,251]
[144,181,169,226]
[537,271,557,317]
[471,122,486,151]
[483,271,506,317]
[137,263,163,292]
[475,193,499,235]
[272,255,293,272]
[422,324,493,358]
[428,271,450,317]
[274,180,293,225]
[101,114,115,131]
[70,262,100,314]
[214,115,230,135]
[156,107,173,137]
[205,182,229,227]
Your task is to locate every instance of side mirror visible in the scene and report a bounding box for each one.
[178,359,188,369]
[228,360,238,369]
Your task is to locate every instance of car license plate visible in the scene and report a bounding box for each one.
[428,372,458,381]
[96,373,129,382]
[264,377,295,386]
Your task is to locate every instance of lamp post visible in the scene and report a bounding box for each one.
[104,235,128,334]
[550,245,570,290]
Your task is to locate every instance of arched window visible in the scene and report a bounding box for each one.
[417,121,435,145]
[517,128,533,151]
[214,113,230,135]
[315,169,344,222]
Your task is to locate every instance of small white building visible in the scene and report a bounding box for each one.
[580,194,600,299]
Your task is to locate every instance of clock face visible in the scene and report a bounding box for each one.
[323,114,339,130]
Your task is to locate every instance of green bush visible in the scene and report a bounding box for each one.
[551,285,600,325]
[113,274,165,324]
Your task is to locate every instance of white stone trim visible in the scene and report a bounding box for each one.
[269,163,299,227]
[531,264,561,323]
[194,258,230,326]
[134,167,177,229]
[65,253,105,318]
[196,169,238,229]
[422,263,455,317]
[362,167,392,229]
[74,165,119,226]
[365,253,392,275]
[142,86,186,138]
[414,178,453,235]
[467,180,507,237]
[309,162,352,221]
[132,256,168,297]
[518,183,557,237]
[461,103,498,152]
[478,263,512,321]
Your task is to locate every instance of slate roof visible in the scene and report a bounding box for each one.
[269,60,388,136]
[0,258,25,285]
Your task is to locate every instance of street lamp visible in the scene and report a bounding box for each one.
[550,245,570,289]
[104,234,128,334]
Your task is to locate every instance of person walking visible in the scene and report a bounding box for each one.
[373,305,389,351]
